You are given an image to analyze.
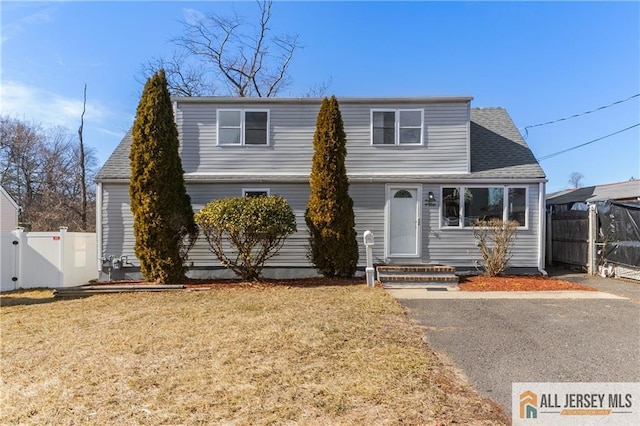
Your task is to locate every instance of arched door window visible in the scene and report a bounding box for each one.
[393,190,413,199]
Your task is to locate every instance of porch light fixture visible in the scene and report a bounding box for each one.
[427,191,436,206]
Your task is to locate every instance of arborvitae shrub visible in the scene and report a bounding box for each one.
[129,69,198,283]
[305,96,359,278]
[195,195,297,280]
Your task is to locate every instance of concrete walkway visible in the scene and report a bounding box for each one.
[387,288,626,299]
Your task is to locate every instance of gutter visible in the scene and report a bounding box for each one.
[97,175,549,185]
[172,96,475,105]
[96,182,103,275]
[538,181,548,276]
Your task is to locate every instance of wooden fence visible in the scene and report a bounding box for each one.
[550,210,589,268]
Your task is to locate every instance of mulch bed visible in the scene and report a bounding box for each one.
[458,275,597,291]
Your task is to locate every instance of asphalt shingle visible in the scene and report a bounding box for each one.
[469,108,545,179]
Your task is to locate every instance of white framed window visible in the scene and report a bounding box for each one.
[217,109,269,145]
[242,188,270,198]
[371,109,423,145]
[440,186,528,229]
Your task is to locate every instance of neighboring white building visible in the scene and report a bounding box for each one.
[0,186,19,232]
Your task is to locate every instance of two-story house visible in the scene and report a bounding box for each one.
[95,96,547,279]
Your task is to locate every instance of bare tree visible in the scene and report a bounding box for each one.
[0,116,97,231]
[78,84,88,231]
[140,0,302,97]
[301,76,333,98]
[140,51,214,97]
[569,171,584,188]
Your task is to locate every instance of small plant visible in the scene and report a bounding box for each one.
[472,218,519,277]
[194,195,297,280]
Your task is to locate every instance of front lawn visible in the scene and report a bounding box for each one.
[1,285,508,424]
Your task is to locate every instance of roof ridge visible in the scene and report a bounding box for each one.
[594,180,639,188]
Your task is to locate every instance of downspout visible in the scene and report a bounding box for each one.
[96,182,103,276]
[538,181,548,276]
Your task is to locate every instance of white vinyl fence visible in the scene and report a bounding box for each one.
[0,227,97,292]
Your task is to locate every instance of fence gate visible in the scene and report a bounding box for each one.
[0,232,19,291]
[551,210,589,268]
[0,228,97,291]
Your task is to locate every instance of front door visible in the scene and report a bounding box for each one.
[387,185,422,258]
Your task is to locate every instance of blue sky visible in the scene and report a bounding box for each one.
[1,1,638,193]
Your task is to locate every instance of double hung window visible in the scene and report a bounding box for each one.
[371,109,423,145]
[217,110,269,145]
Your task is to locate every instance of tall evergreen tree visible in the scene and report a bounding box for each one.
[305,96,359,277]
[129,69,198,283]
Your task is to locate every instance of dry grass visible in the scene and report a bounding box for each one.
[1,285,508,425]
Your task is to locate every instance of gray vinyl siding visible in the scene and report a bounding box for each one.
[101,182,389,269]
[175,101,469,176]
[187,183,311,267]
[351,183,386,263]
[101,184,135,260]
[422,184,540,268]
[101,181,540,271]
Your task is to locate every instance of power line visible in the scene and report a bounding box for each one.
[536,123,640,161]
[522,93,640,138]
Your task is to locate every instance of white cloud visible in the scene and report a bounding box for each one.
[0,80,134,166]
[1,5,58,44]
[182,8,206,26]
[0,80,106,130]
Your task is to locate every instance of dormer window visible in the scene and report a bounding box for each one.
[217,109,269,145]
[371,109,423,145]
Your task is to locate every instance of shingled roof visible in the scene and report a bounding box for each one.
[469,108,545,179]
[96,106,545,181]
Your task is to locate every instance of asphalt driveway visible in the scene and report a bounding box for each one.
[394,268,640,415]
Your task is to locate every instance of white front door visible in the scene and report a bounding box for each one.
[387,185,422,258]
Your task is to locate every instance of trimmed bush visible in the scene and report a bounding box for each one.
[129,69,198,283]
[305,96,359,278]
[195,195,297,280]
[472,219,519,277]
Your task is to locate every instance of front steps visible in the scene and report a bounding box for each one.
[377,264,459,290]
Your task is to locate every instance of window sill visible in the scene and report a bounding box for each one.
[216,143,272,148]
[439,226,530,231]
[370,143,425,148]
